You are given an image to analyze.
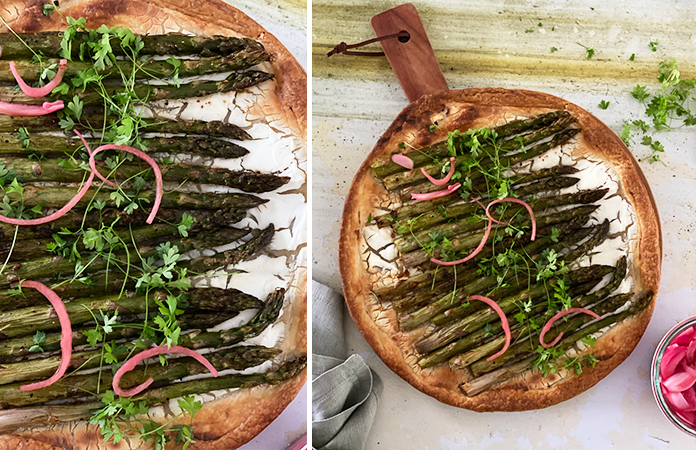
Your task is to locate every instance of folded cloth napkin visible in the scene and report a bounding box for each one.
[311,280,383,450]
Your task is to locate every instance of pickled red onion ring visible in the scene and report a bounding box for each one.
[0,99,64,116]
[661,344,688,379]
[112,345,218,397]
[688,339,696,365]
[0,130,93,225]
[665,391,691,411]
[682,387,696,411]
[89,144,163,224]
[467,295,511,361]
[431,218,492,266]
[485,197,536,240]
[10,59,67,98]
[421,157,456,185]
[539,308,601,348]
[470,197,503,225]
[391,154,414,170]
[673,326,696,346]
[663,365,696,392]
[19,281,72,391]
[411,183,461,201]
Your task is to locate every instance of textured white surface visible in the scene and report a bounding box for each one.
[215,1,307,448]
[313,0,696,448]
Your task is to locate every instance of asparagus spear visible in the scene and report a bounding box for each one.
[371,111,572,179]
[0,113,251,140]
[0,51,271,82]
[0,292,266,363]
[392,226,580,314]
[1,222,249,262]
[470,290,642,377]
[0,356,306,432]
[131,355,305,401]
[0,351,302,409]
[1,32,266,59]
[4,74,276,102]
[394,189,607,266]
[447,264,629,371]
[1,71,275,105]
[381,213,591,305]
[428,265,628,371]
[413,265,613,355]
[183,287,286,349]
[389,175,584,237]
[398,223,598,329]
[180,224,274,274]
[2,226,263,288]
[0,208,248,243]
[418,280,601,370]
[384,126,579,193]
[420,219,611,327]
[18,185,267,211]
[400,199,603,268]
[461,291,653,396]
[0,345,280,396]
[0,134,249,159]
[378,165,580,226]
[8,158,289,193]
[0,285,264,340]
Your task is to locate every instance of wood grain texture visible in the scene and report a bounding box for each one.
[371,3,448,102]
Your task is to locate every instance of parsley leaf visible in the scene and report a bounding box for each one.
[29,330,46,353]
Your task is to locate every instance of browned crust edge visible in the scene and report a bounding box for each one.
[339,87,662,411]
[0,0,307,448]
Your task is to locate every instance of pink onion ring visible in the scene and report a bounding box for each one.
[391,154,414,170]
[663,365,696,392]
[539,308,601,348]
[431,218,492,266]
[411,183,461,201]
[112,345,218,397]
[661,344,688,379]
[472,196,504,224]
[89,144,163,224]
[0,100,64,116]
[19,281,72,391]
[10,59,67,98]
[0,130,93,225]
[673,326,696,346]
[467,295,511,361]
[485,197,537,240]
[688,339,696,365]
[421,157,456,185]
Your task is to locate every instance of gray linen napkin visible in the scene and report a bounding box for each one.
[311,280,383,450]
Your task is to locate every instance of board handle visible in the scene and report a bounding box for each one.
[371,3,449,102]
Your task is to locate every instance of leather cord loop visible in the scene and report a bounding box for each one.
[327,30,410,57]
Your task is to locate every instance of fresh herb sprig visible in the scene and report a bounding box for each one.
[90,391,201,449]
[624,58,696,162]
[1,3,208,446]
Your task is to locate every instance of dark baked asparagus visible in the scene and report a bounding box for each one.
[0,51,270,82]
[0,32,266,59]
[461,291,653,396]
[7,158,289,193]
[0,134,249,159]
[0,287,277,363]
[371,111,572,179]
